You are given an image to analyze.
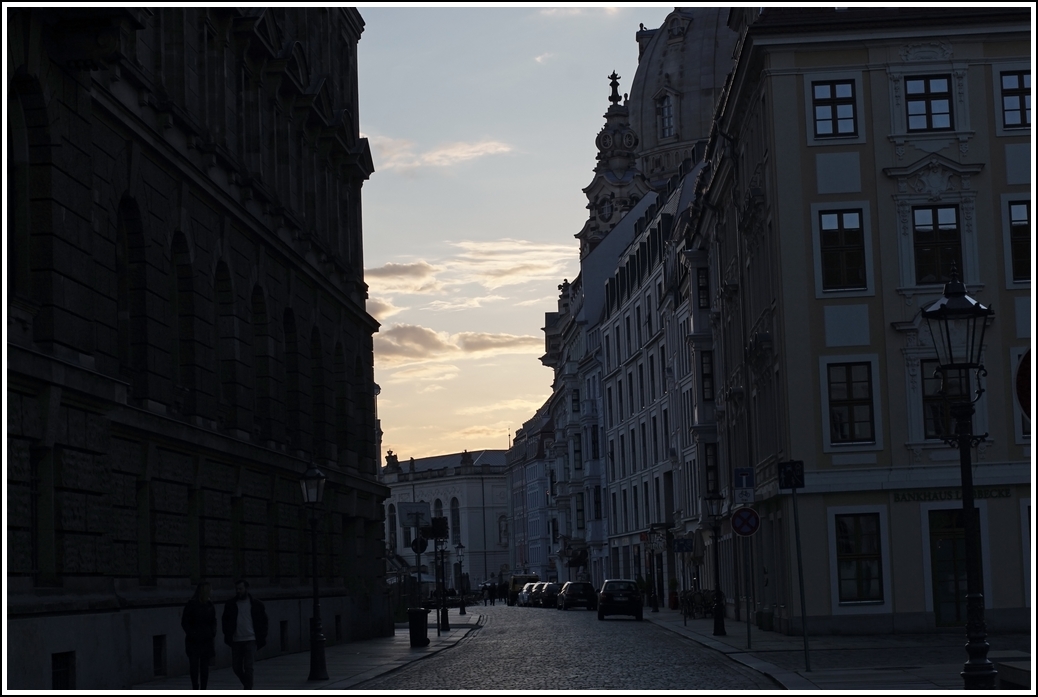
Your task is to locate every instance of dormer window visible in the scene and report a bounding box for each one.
[659,95,674,139]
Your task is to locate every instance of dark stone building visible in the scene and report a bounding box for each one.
[7,8,390,688]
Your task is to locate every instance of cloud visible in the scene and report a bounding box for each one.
[534,52,554,64]
[374,324,542,367]
[366,134,512,172]
[455,398,547,416]
[445,239,575,290]
[425,295,506,311]
[366,297,406,322]
[385,364,461,383]
[365,261,443,294]
[538,7,620,17]
[454,421,515,440]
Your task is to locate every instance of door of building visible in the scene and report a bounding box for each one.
[928,508,981,627]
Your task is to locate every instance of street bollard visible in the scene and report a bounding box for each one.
[439,605,450,632]
[407,608,430,648]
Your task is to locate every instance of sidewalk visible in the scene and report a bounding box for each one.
[132,608,482,691]
[644,607,1032,691]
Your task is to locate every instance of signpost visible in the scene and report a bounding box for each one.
[778,460,810,672]
[734,467,755,504]
[731,506,759,649]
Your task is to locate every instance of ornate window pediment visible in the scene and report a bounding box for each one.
[883,153,983,200]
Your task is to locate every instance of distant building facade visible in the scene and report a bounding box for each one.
[381,450,509,589]
[7,8,389,689]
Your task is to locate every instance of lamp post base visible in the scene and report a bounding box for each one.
[307,618,329,681]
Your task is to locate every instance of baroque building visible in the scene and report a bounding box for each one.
[381,450,509,590]
[688,7,1031,634]
[7,8,390,689]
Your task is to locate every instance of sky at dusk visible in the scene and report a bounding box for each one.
[358,6,675,460]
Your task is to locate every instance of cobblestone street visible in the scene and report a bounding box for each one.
[358,604,779,691]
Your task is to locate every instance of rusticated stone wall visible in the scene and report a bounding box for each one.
[7,7,391,689]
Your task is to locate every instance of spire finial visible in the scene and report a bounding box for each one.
[608,71,622,106]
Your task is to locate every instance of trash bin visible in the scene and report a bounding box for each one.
[408,608,430,647]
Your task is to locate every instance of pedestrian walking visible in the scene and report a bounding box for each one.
[222,579,268,690]
[181,581,216,690]
[488,582,497,606]
[482,585,489,606]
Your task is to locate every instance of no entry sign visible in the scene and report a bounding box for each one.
[732,507,761,537]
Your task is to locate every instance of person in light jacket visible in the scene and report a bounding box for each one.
[221,579,268,690]
[181,581,217,690]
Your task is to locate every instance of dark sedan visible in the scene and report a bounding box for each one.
[557,581,597,610]
[537,582,561,608]
[597,579,642,621]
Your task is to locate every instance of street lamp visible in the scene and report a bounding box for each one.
[921,268,996,690]
[300,463,329,681]
[456,542,466,616]
[705,493,726,636]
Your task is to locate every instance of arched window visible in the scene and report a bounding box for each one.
[214,261,237,429]
[251,286,272,440]
[498,516,509,546]
[659,95,674,139]
[310,326,325,456]
[284,309,302,449]
[170,232,196,415]
[334,343,350,463]
[450,498,460,545]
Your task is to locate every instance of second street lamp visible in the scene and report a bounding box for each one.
[300,463,329,682]
[705,493,726,636]
[921,268,997,690]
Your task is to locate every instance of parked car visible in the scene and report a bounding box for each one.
[557,581,597,610]
[518,582,538,607]
[529,582,548,607]
[597,579,642,621]
[537,582,561,608]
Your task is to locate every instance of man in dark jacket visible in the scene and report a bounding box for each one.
[222,579,268,689]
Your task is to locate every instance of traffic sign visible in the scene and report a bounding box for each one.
[411,536,428,554]
[731,507,761,537]
[398,502,431,528]
[778,460,805,489]
[733,467,755,489]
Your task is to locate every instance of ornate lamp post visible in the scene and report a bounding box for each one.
[705,493,726,636]
[456,542,466,616]
[921,269,996,690]
[300,464,329,681]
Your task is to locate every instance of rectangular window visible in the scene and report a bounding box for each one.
[813,79,857,137]
[906,75,953,131]
[630,428,637,471]
[638,364,645,409]
[607,386,614,428]
[594,486,602,519]
[921,360,969,440]
[632,489,639,529]
[622,490,629,532]
[701,351,714,401]
[651,416,659,462]
[697,267,710,309]
[1010,201,1031,283]
[619,435,626,477]
[649,355,656,401]
[628,372,635,414]
[576,493,585,531]
[827,362,875,444]
[617,379,624,422]
[591,425,600,460]
[573,436,582,470]
[640,422,648,466]
[660,95,674,138]
[835,513,883,602]
[635,306,643,347]
[819,209,866,290]
[571,389,580,413]
[1001,70,1031,129]
[913,205,961,285]
[704,443,718,494]
[608,439,615,481]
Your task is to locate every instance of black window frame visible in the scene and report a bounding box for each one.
[812,79,858,138]
[827,362,875,444]
[912,205,962,285]
[700,351,714,401]
[835,512,884,603]
[1000,70,1031,130]
[1009,200,1030,283]
[921,359,970,441]
[819,208,867,291]
[905,74,953,132]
